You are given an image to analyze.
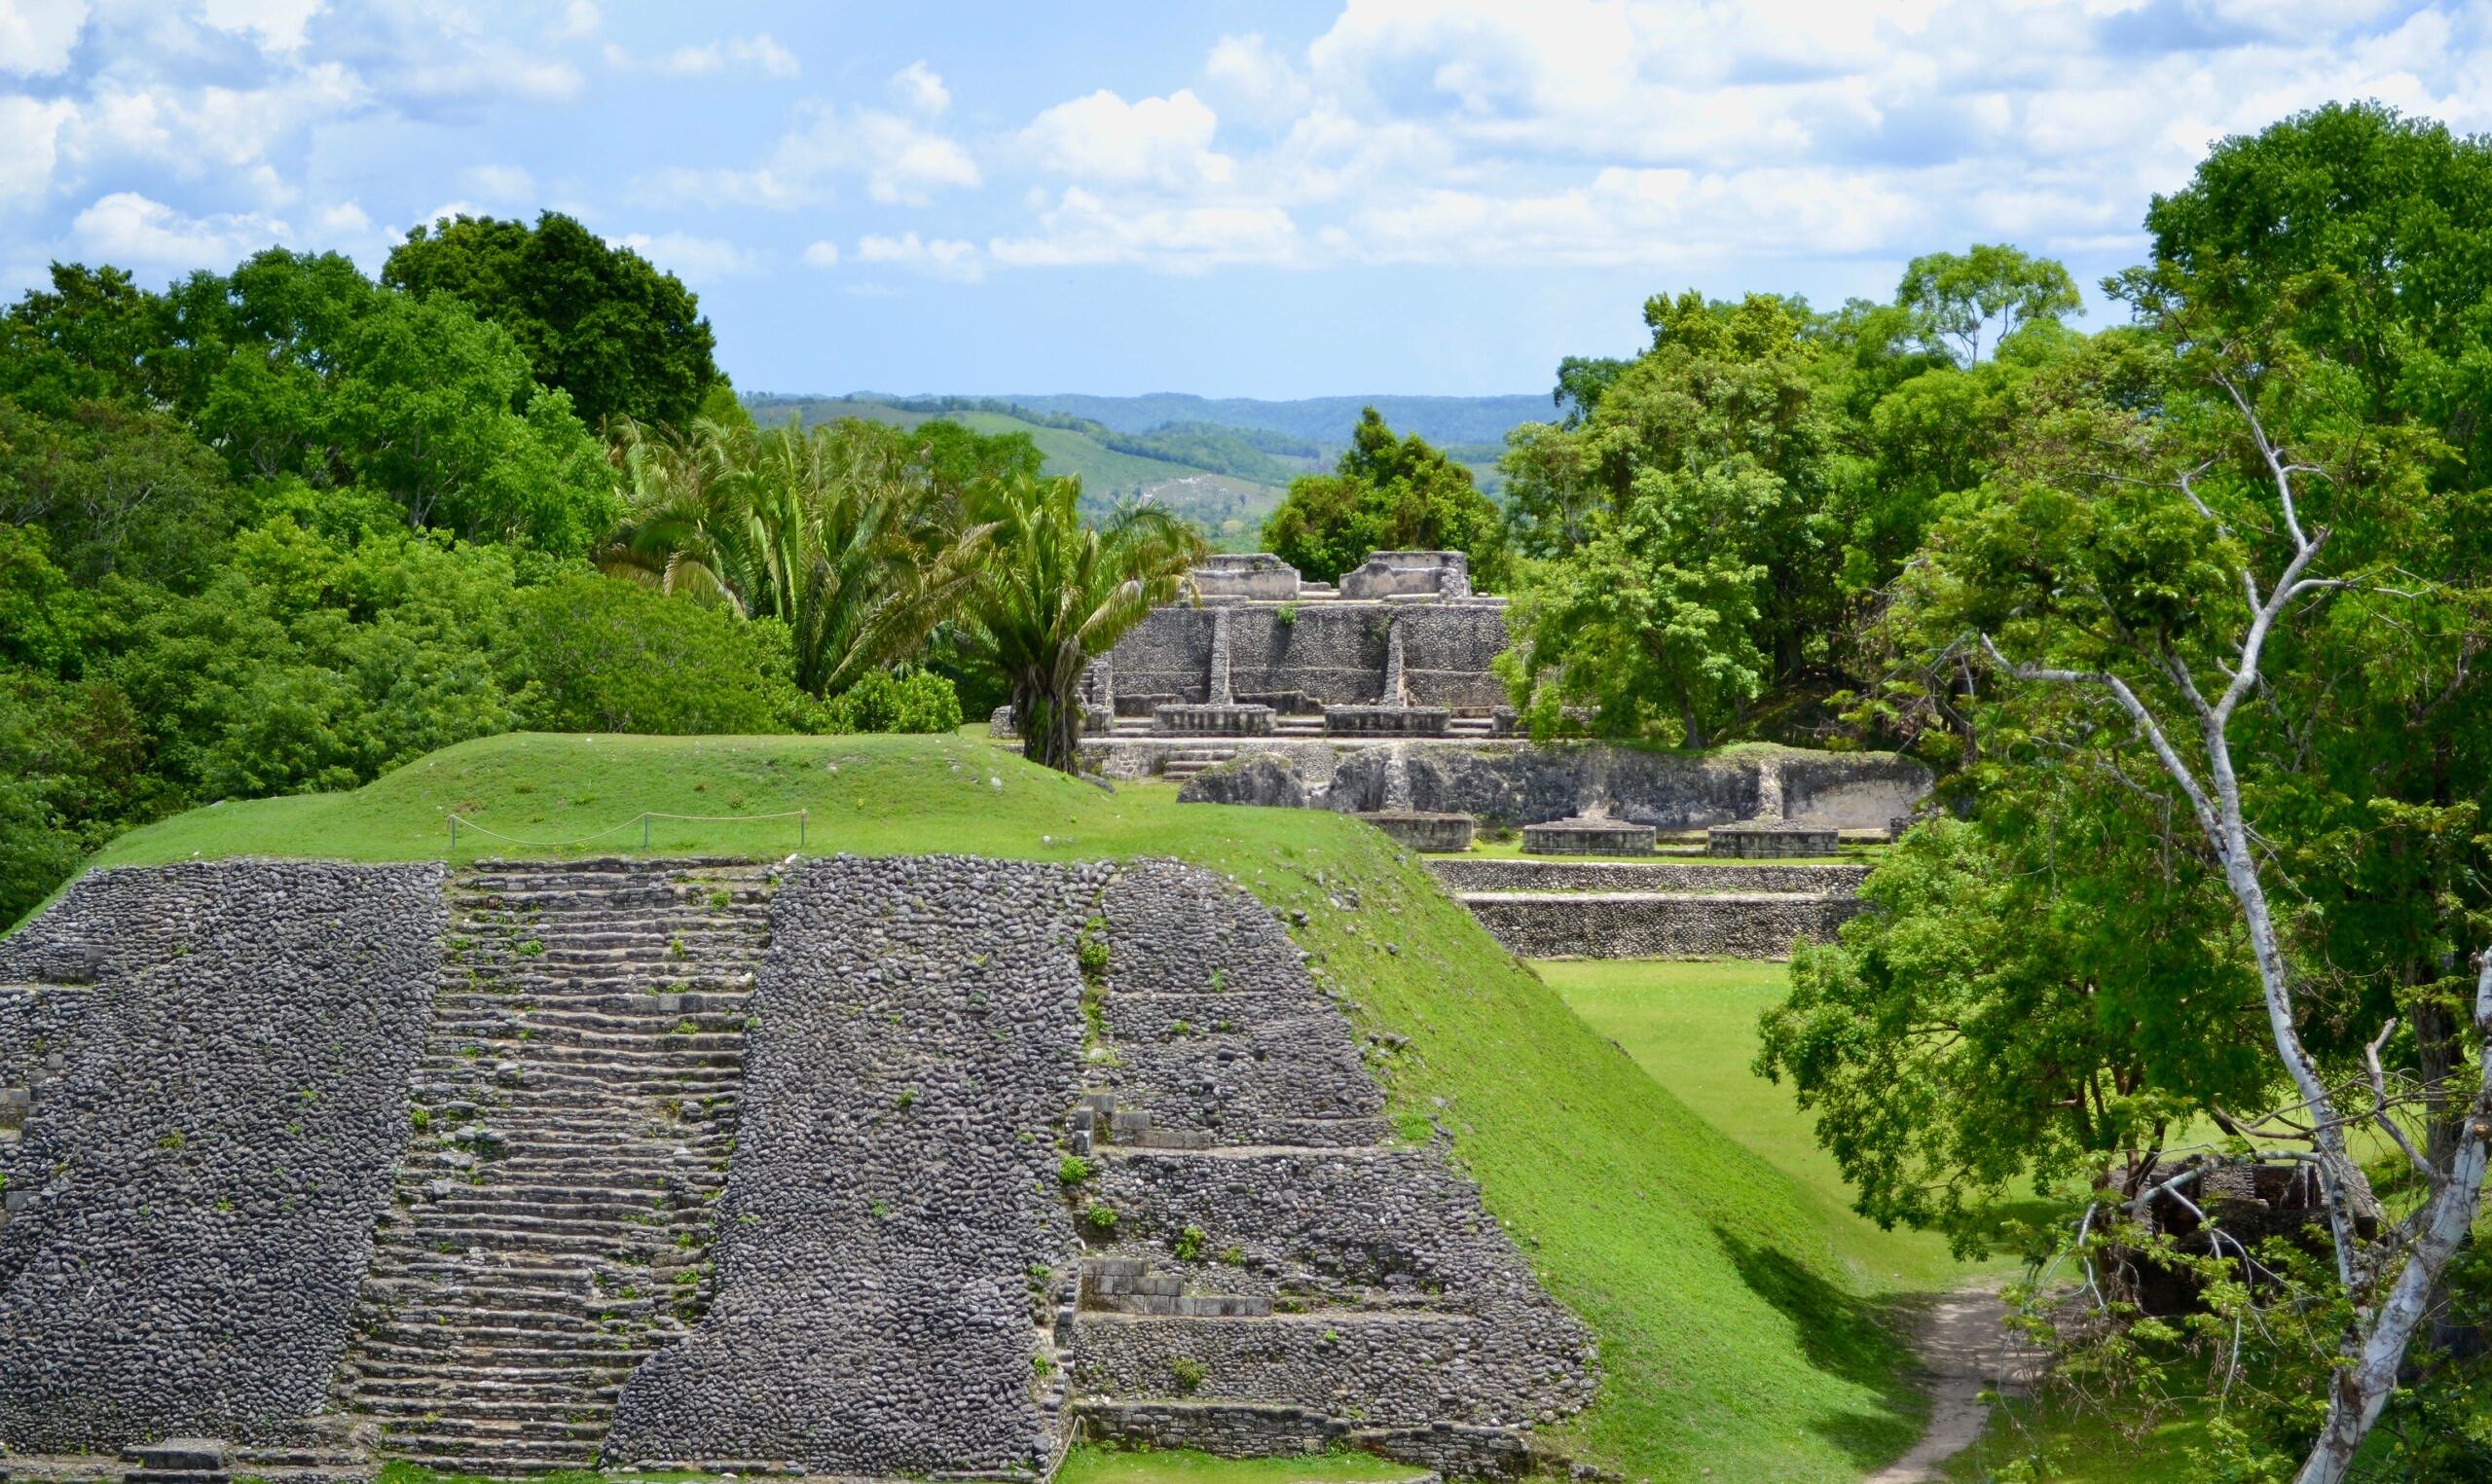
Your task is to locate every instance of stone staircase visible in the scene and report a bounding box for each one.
[1158,744,1242,782]
[338,857,777,1476]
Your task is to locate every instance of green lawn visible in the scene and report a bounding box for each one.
[1938,1398,2214,1481]
[55,731,1933,1483]
[1056,1447,1427,1484]
[1536,959,1982,1291]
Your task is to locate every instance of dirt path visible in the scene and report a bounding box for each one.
[1865,1281,2041,1483]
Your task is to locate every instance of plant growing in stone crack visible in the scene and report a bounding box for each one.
[897,1087,918,1110]
[1032,1353,1057,1377]
[1056,1154,1092,1185]
[1173,1224,1207,1261]
[1085,1201,1118,1231]
[1169,1357,1207,1394]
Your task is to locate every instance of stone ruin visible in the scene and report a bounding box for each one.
[1086,549,1505,742]
[0,857,1596,1481]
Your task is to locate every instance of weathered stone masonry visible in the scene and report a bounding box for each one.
[0,855,1595,1478]
[0,862,443,1454]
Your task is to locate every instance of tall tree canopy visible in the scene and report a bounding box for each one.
[385,211,725,430]
[1260,407,1505,586]
[1764,102,2492,1480]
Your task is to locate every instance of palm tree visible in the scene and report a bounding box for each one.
[602,417,987,697]
[960,473,1205,772]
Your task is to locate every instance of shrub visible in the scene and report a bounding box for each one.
[1057,1154,1092,1185]
[1173,1224,1207,1261]
[824,668,962,735]
[1085,1201,1118,1231]
[1170,1357,1206,1394]
[510,573,809,735]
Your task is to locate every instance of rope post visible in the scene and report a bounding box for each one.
[449,815,457,853]
[799,809,807,851]
[641,813,651,851]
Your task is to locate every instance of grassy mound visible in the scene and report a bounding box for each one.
[59,732,1931,1482]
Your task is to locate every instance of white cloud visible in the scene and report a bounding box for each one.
[634,33,799,79]
[856,231,982,281]
[462,163,534,201]
[198,0,326,54]
[891,59,948,115]
[71,191,289,268]
[1203,33,1309,124]
[0,95,77,199]
[646,102,980,208]
[0,0,86,76]
[613,230,758,281]
[989,187,1297,271]
[1021,88,1233,190]
[800,238,840,268]
[552,1,600,41]
[316,199,372,235]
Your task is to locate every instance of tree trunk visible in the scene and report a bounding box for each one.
[2293,951,2492,1484]
[1015,675,1083,775]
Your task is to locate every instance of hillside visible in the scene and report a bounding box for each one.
[748,394,1289,547]
[55,730,1942,1483]
[996,392,1551,449]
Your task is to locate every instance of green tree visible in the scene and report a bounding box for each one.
[1261,408,1505,586]
[602,416,989,698]
[0,264,169,415]
[509,572,809,735]
[961,474,1203,772]
[1856,260,2491,1480]
[1894,241,2082,366]
[1499,293,1842,743]
[385,211,723,429]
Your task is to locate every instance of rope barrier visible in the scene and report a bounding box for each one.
[447,809,809,852]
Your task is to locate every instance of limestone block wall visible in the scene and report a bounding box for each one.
[1459,891,1862,959]
[0,862,443,1453]
[1427,859,1872,894]
[1107,602,1511,714]
[1327,742,1928,831]
[605,855,1107,1477]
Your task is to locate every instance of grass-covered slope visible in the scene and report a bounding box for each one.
[62,732,1925,1482]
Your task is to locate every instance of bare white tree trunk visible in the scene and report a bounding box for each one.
[1982,380,2492,1483]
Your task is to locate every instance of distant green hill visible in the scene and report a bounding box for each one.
[747,393,1289,548]
[743,389,1546,544]
[992,391,1551,449]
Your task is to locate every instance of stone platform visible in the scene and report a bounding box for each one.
[1154,703,1274,737]
[1325,706,1451,737]
[1430,858,1869,959]
[1354,811,1476,852]
[1521,817,1657,856]
[1707,822,1840,858]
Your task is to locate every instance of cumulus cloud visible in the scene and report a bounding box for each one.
[197,0,326,54]
[0,0,86,77]
[989,187,1297,271]
[1203,33,1309,124]
[617,33,800,79]
[0,96,78,199]
[612,230,758,281]
[1021,89,1233,190]
[800,238,841,268]
[856,231,983,281]
[891,60,948,115]
[646,101,980,208]
[71,191,290,269]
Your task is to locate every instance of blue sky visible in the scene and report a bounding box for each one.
[3,1,2489,398]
